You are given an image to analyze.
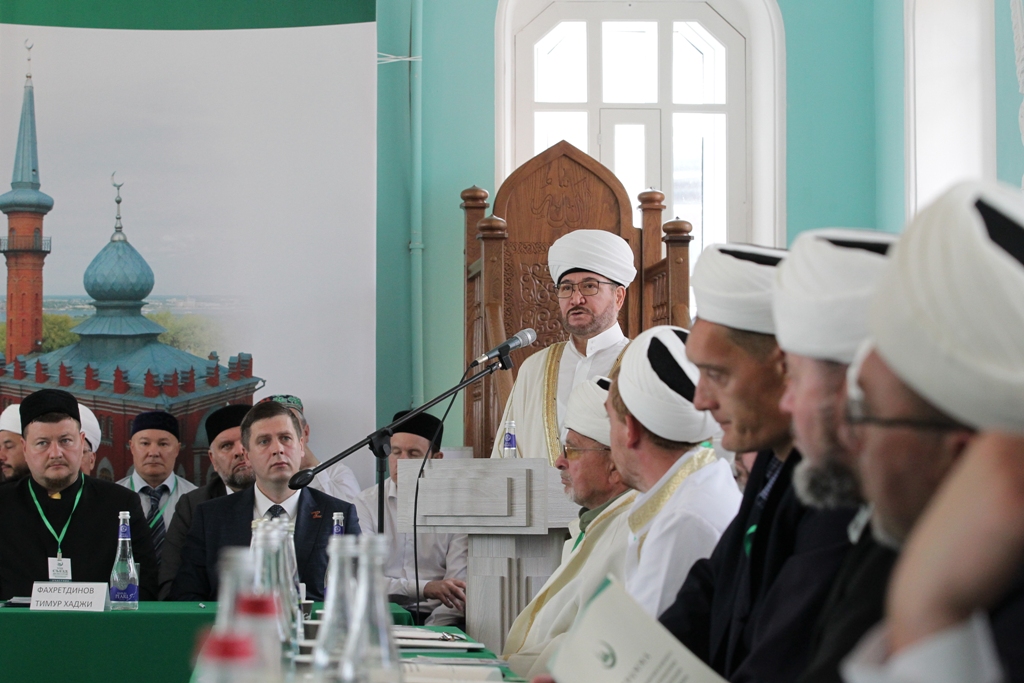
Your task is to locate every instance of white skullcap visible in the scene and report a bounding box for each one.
[618,326,719,443]
[692,243,787,334]
[547,229,637,286]
[870,180,1024,432]
[79,405,102,452]
[564,377,612,447]
[0,404,20,434]
[774,229,897,364]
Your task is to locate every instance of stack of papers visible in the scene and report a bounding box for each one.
[393,627,487,653]
[401,662,503,683]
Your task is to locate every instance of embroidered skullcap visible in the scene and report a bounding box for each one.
[20,389,80,432]
[0,404,20,434]
[131,410,180,440]
[206,405,251,444]
[869,180,1024,432]
[392,410,443,451]
[564,377,613,447]
[547,229,637,286]
[258,394,305,413]
[618,326,719,443]
[774,229,898,364]
[78,405,102,452]
[692,243,787,334]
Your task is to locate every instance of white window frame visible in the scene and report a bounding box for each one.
[496,0,787,248]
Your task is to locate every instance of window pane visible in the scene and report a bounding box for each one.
[673,113,726,271]
[673,22,726,104]
[602,22,658,103]
[535,111,588,154]
[535,22,588,103]
[614,124,646,227]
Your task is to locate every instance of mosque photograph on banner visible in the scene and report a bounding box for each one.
[0,21,377,486]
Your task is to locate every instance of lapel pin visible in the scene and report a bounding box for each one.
[311,510,322,519]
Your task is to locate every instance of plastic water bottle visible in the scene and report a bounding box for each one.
[109,510,139,610]
[338,535,401,683]
[325,512,346,589]
[502,420,519,458]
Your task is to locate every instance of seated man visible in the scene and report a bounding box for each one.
[355,411,468,626]
[0,404,27,485]
[171,400,360,601]
[78,405,102,477]
[608,326,741,617]
[502,378,635,677]
[159,404,254,599]
[0,389,158,599]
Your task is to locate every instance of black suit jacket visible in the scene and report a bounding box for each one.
[990,566,1024,681]
[0,474,159,600]
[158,476,228,600]
[170,486,360,601]
[659,451,855,683]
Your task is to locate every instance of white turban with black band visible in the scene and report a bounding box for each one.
[774,228,897,364]
[548,229,637,286]
[564,377,612,447]
[869,180,1024,432]
[618,326,719,443]
[692,243,787,334]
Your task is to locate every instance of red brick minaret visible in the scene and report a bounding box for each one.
[0,46,53,361]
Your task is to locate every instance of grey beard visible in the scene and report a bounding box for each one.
[225,469,256,490]
[793,457,863,510]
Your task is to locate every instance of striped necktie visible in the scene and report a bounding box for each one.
[142,484,168,561]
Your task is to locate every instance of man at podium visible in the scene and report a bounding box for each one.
[491,230,636,464]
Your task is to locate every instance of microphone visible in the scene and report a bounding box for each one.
[471,328,537,366]
[288,468,317,490]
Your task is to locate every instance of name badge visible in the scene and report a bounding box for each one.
[30,582,109,611]
[47,557,72,581]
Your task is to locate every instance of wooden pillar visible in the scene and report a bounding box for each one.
[475,215,512,459]
[663,218,694,328]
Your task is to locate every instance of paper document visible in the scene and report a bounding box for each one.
[549,577,727,683]
[401,663,503,681]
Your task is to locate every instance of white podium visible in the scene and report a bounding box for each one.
[396,458,578,653]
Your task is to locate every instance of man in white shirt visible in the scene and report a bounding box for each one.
[355,410,467,626]
[491,229,636,464]
[606,326,741,617]
[117,410,197,564]
[0,403,27,484]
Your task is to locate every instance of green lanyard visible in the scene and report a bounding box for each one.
[130,475,177,528]
[28,475,85,559]
[571,530,586,552]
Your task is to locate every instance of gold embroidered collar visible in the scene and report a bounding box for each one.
[628,447,718,534]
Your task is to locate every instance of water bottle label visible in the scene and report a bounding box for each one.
[503,432,517,449]
[109,584,138,602]
[118,523,131,539]
[333,522,343,535]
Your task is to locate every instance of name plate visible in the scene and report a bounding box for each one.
[30,582,109,611]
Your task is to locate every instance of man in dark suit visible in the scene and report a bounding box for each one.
[0,389,158,599]
[158,404,254,599]
[171,400,359,601]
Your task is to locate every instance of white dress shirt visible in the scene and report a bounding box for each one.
[252,484,302,521]
[117,471,197,529]
[354,478,468,625]
[310,461,362,503]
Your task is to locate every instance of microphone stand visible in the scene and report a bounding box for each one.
[288,350,516,533]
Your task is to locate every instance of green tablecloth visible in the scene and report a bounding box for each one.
[0,601,414,683]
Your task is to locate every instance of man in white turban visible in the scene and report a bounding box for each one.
[502,378,635,678]
[773,228,901,683]
[0,404,26,484]
[659,243,857,683]
[838,181,1024,683]
[78,405,102,477]
[606,325,740,617]
[491,229,637,463]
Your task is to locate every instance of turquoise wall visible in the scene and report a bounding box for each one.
[874,0,905,232]
[996,0,1024,187]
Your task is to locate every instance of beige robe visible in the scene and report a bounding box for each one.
[502,491,637,677]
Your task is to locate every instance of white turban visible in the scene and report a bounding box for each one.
[79,405,102,452]
[869,180,1024,432]
[547,229,637,286]
[774,229,897,364]
[692,243,787,334]
[0,404,20,434]
[618,326,719,443]
[564,377,612,447]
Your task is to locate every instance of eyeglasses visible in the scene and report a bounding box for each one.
[844,394,969,432]
[561,446,612,460]
[555,280,618,298]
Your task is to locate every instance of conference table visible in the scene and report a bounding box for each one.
[0,601,498,683]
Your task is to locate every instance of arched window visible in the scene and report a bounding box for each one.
[497,0,786,249]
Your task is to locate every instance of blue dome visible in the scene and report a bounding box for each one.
[83,230,155,302]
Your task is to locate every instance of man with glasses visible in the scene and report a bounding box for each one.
[606,326,740,618]
[837,181,1024,682]
[490,230,636,463]
[503,377,635,677]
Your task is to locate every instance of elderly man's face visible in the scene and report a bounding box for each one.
[388,432,441,485]
[24,419,84,492]
[687,318,790,453]
[847,350,973,547]
[209,426,254,491]
[779,353,861,508]
[554,429,618,508]
[0,429,27,480]
[246,415,304,487]
[130,429,181,484]
[558,271,625,338]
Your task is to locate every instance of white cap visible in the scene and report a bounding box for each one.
[78,404,102,451]
[692,243,787,334]
[564,377,612,447]
[547,229,637,286]
[0,404,20,434]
